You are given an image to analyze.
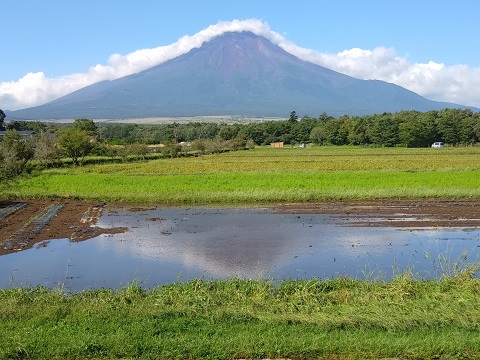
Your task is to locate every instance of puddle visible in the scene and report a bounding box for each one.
[1,206,479,292]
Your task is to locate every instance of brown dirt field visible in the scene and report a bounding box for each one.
[0,199,126,255]
[1,199,480,256]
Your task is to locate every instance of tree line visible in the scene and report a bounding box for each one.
[93,109,480,147]
[0,118,254,180]
[1,108,479,181]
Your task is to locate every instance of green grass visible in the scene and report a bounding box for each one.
[4,170,480,202]
[3,146,480,202]
[48,146,480,174]
[1,276,479,359]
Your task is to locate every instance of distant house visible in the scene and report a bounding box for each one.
[270,142,284,148]
[0,130,36,138]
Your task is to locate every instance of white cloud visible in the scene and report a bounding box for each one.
[302,47,480,108]
[1,19,480,111]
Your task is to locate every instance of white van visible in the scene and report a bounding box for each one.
[431,142,445,148]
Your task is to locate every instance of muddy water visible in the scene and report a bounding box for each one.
[1,206,479,292]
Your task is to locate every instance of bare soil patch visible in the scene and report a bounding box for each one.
[0,199,126,255]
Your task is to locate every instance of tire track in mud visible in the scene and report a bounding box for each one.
[3,204,64,252]
[0,202,27,221]
[1,200,128,255]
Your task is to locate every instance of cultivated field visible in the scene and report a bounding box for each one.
[3,146,480,203]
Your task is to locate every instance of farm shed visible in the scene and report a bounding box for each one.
[270,142,284,148]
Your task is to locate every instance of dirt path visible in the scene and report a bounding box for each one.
[1,198,480,256]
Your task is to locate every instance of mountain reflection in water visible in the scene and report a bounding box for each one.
[2,206,479,292]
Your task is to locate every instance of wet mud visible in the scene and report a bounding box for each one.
[0,199,126,255]
[1,198,480,256]
[274,199,480,228]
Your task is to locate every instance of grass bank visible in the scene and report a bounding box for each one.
[2,276,479,359]
[2,146,480,202]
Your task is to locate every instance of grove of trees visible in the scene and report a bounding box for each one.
[94,108,480,148]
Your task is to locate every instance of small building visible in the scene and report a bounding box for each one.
[270,142,284,148]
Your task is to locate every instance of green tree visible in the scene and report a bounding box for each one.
[473,113,480,143]
[90,141,117,158]
[0,109,5,130]
[196,123,220,140]
[417,110,439,146]
[288,111,298,123]
[32,131,61,167]
[368,113,399,147]
[347,118,368,145]
[228,135,247,151]
[241,123,264,145]
[128,143,149,161]
[72,118,98,136]
[58,127,94,166]
[6,120,47,132]
[399,120,422,147]
[436,109,472,145]
[459,114,480,145]
[162,142,182,158]
[0,130,34,180]
[191,139,206,155]
[218,124,241,141]
[318,112,334,123]
[323,116,350,145]
[293,116,317,143]
[310,126,326,145]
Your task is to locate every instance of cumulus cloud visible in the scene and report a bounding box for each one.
[305,47,480,108]
[1,19,480,110]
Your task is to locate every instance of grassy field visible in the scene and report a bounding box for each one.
[2,146,480,202]
[2,146,480,359]
[2,275,480,360]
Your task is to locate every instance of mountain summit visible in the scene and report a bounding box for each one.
[9,32,471,119]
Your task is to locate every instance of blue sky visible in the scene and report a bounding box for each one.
[2,0,480,110]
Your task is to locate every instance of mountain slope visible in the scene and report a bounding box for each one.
[9,32,472,119]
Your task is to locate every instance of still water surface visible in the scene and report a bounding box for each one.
[1,206,479,292]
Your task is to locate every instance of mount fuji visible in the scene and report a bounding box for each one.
[8,31,472,120]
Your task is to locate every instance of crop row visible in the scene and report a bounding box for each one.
[46,146,480,176]
[6,170,480,203]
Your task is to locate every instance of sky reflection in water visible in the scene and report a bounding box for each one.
[1,206,479,292]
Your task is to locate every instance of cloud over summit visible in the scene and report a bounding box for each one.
[1,19,479,111]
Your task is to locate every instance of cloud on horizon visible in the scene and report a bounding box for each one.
[1,19,480,111]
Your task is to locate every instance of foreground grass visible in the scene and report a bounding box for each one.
[2,276,480,359]
[2,146,480,202]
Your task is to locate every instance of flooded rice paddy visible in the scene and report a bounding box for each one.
[1,204,479,292]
